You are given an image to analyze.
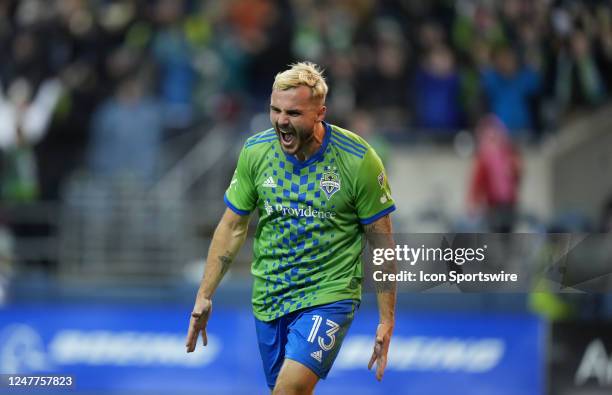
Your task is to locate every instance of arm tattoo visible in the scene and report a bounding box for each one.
[218,252,233,276]
[364,215,392,235]
[364,215,395,294]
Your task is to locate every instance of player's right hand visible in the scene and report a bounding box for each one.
[185,297,212,353]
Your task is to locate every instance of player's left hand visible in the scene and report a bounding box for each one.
[368,322,394,381]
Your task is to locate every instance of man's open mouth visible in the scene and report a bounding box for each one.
[279,129,295,145]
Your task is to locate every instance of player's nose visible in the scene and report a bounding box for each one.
[277,114,290,126]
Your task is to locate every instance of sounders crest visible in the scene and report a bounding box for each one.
[320,166,341,200]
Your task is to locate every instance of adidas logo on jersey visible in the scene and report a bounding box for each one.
[262,177,277,188]
[310,350,323,363]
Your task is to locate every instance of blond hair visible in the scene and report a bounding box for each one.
[272,62,328,103]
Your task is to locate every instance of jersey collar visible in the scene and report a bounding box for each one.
[283,121,331,169]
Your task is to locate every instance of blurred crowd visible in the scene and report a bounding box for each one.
[0,0,611,201]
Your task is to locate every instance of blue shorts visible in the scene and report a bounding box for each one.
[254,299,358,389]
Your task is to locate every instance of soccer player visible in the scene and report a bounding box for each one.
[186,62,396,394]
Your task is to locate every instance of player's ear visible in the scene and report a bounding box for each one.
[317,105,327,122]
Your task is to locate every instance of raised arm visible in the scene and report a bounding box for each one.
[186,208,251,352]
[364,214,396,381]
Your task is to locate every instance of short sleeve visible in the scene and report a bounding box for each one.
[224,146,257,215]
[355,148,396,224]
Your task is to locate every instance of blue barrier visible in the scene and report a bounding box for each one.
[0,304,543,394]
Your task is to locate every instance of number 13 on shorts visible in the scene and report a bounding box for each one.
[276,300,357,379]
[308,315,340,351]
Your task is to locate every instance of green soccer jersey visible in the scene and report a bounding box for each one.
[224,122,395,321]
